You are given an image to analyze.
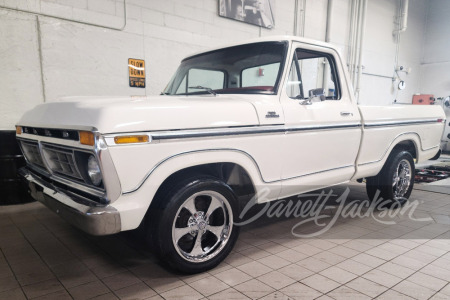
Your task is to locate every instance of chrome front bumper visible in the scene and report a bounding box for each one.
[19,168,121,235]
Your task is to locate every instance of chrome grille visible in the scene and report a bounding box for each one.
[41,144,82,180]
[20,140,45,168]
[17,139,105,199]
[21,126,79,141]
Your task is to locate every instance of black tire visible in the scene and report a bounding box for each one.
[366,150,415,208]
[146,175,239,274]
[430,149,441,161]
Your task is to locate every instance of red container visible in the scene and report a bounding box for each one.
[412,94,435,105]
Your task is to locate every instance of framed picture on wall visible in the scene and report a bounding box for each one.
[219,0,275,29]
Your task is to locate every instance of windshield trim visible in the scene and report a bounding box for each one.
[175,89,277,96]
[165,41,289,96]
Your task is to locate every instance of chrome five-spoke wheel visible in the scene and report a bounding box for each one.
[392,159,411,200]
[148,176,239,273]
[172,191,233,263]
[366,150,415,207]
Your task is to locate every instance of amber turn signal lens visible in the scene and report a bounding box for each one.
[16,126,22,135]
[114,135,149,144]
[79,131,95,146]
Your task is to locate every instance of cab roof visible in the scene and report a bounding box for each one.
[183,35,338,61]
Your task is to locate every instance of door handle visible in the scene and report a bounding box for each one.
[340,111,353,116]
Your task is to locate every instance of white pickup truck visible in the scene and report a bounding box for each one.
[16,36,445,273]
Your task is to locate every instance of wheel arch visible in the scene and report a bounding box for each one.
[377,136,420,174]
[150,162,257,210]
[392,139,418,160]
[119,149,274,231]
[355,133,422,179]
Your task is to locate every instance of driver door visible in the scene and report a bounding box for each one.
[279,42,361,198]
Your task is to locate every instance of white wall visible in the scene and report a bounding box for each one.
[358,0,428,105]
[420,0,450,152]
[420,0,450,99]
[0,10,44,131]
[0,0,431,129]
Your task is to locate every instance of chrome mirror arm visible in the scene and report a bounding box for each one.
[299,98,313,105]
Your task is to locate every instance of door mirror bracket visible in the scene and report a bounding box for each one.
[299,88,325,105]
[300,99,312,105]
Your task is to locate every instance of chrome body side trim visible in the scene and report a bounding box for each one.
[151,125,285,140]
[364,118,441,128]
[122,148,355,194]
[104,123,362,146]
[105,118,439,146]
[104,119,442,146]
[285,123,361,133]
[20,168,121,236]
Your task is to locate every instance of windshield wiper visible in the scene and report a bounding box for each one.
[188,86,217,96]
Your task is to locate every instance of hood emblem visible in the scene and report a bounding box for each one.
[265,111,280,118]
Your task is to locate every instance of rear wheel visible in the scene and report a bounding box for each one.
[146,176,239,273]
[366,150,415,207]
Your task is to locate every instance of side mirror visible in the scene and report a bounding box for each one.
[309,88,325,98]
[300,88,325,105]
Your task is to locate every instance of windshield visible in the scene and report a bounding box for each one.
[163,41,288,96]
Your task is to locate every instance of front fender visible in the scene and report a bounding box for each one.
[110,149,281,231]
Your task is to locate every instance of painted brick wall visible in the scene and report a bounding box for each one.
[0,0,432,129]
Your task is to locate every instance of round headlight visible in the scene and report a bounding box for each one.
[87,155,102,186]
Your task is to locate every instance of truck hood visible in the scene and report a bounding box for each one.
[17,95,260,134]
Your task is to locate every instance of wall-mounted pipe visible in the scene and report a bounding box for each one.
[392,0,408,103]
[362,72,395,80]
[294,0,306,37]
[347,0,357,82]
[36,16,46,103]
[352,0,363,89]
[324,0,333,42]
[355,0,368,102]
[301,0,306,36]
[294,0,299,36]
[393,0,409,35]
[322,0,333,93]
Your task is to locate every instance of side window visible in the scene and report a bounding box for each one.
[286,49,340,100]
[241,62,280,89]
[176,68,225,94]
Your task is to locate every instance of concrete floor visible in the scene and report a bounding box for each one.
[1,181,450,300]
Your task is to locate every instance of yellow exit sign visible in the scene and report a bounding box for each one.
[128,58,145,88]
